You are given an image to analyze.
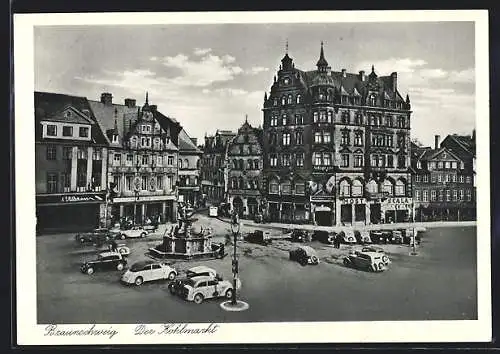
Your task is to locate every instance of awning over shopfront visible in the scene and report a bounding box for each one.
[36,192,107,206]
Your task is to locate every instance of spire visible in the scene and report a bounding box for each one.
[145,91,149,105]
[406,94,410,104]
[371,64,375,73]
[369,64,378,80]
[285,39,288,54]
[316,41,330,72]
[281,39,293,71]
[245,114,248,123]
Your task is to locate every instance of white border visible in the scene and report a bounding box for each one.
[14,10,491,345]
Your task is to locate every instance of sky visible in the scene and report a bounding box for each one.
[34,22,475,147]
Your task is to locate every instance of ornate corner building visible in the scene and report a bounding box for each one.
[177,130,203,207]
[89,92,180,226]
[226,118,264,218]
[262,43,413,226]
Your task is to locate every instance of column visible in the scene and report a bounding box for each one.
[312,205,316,225]
[172,201,178,222]
[243,198,248,216]
[352,204,355,224]
[86,146,93,189]
[119,204,124,218]
[162,202,166,223]
[142,203,147,223]
[335,200,342,226]
[279,203,283,222]
[101,148,108,190]
[365,203,371,225]
[70,146,78,191]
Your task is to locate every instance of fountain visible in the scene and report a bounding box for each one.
[148,203,226,260]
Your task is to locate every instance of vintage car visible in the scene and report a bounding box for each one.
[369,230,391,244]
[75,228,112,244]
[343,249,390,272]
[168,266,223,295]
[244,230,272,245]
[361,246,391,265]
[121,260,177,286]
[175,275,242,304]
[80,251,127,275]
[98,242,131,256]
[354,230,372,244]
[289,245,320,266]
[312,230,336,245]
[338,230,357,244]
[388,230,404,244]
[288,229,311,243]
[209,206,218,217]
[117,226,149,240]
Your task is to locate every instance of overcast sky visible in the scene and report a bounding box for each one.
[34,22,475,146]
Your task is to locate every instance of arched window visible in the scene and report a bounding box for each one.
[287,94,293,105]
[352,179,363,197]
[179,159,183,169]
[366,180,378,194]
[273,98,278,106]
[231,177,238,189]
[327,111,333,122]
[239,159,244,170]
[382,179,393,196]
[281,96,287,105]
[184,159,189,168]
[395,179,406,196]
[339,179,351,197]
[269,179,279,194]
[281,181,291,195]
[295,131,303,144]
[296,94,302,104]
[313,111,319,123]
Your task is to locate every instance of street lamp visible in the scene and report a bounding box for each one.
[220,212,249,312]
[134,158,141,225]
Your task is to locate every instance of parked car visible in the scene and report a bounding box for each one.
[360,246,391,265]
[75,228,111,244]
[174,275,242,304]
[80,251,127,275]
[244,230,272,245]
[289,245,320,266]
[168,266,223,295]
[338,230,357,244]
[388,230,404,244]
[98,242,131,256]
[369,230,392,244]
[354,230,372,244]
[312,230,336,245]
[343,249,390,272]
[288,229,311,243]
[121,260,177,286]
[117,226,148,240]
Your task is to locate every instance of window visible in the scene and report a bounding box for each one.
[314,152,322,166]
[270,154,278,167]
[323,153,331,166]
[125,175,133,191]
[341,154,349,167]
[270,115,278,127]
[431,190,437,201]
[445,161,450,169]
[437,161,443,169]
[453,189,458,201]
[114,153,121,165]
[382,180,393,195]
[415,190,421,201]
[295,132,303,144]
[254,159,260,169]
[437,174,442,183]
[46,125,57,136]
[282,133,291,145]
[459,175,464,183]
[387,135,393,147]
[341,112,349,124]
[46,173,58,193]
[281,96,286,105]
[459,189,465,201]
[323,132,331,143]
[295,182,305,195]
[352,180,363,196]
[354,131,363,146]
[282,114,287,125]
[446,189,451,201]
[142,155,149,165]
[451,161,458,169]
[141,176,148,190]
[157,176,163,190]
[79,127,89,137]
[428,162,436,170]
[341,131,350,145]
[61,172,70,190]
[466,176,472,184]
[395,180,406,196]
[431,174,437,183]
[423,190,429,202]
[269,180,279,194]
[314,132,322,143]
[92,148,102,160]
[369,94,376,106]
[62,126,73,137]
[313,112,318,123]
[445,174,450,183]
[327,111,333,123]
[126,154,133,165]
[282,154,291,167]
[167,156,174,166]
[281,182,291,194]
[320,111,326,122]
[295,114,303,125]
[62,147,72,160]
[354,154,363,167]
[423,175,429,183]
[287,95,292,105]
[296,95,302,104]
[416,161,421,169]
[387,155,394,168]
[397,155,406,169]
[340,180,351,197]
[415,175,421,182]
[296,153,304,167]
[46,145,57,160]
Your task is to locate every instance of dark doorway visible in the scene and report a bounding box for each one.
[232,197,244,217]
[354,204,366,222]
[340,204,352,225]
[370,203,381,224]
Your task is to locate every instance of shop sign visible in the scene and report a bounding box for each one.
[340,198,366,205]
[37,193,105,204]
[384,197,413,204]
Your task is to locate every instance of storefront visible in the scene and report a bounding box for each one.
[111,197,177,226]
[336,197,368,226]
[36,192,106,234]
[381,197,413,223]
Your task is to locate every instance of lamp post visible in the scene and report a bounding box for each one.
[134,158,141,225]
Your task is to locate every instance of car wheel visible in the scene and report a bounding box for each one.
[116,263,124,271]
[194,293,204,304]
[168,272,176,280]
[343,258,350,267]
[135,277,143,286]
[120,234,126,240]
[141,233,146,238]
[382,256,389,264]
[370,264,377,272]
[299,258,308,266]
[378,262,385,271]
[86,267,94,275]
[105,236,110,241]
[225,288,233,299]
[310,255,319,264]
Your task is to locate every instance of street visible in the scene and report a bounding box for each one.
[36,213,477,324]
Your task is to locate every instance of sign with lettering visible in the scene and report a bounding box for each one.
[37,193,106,205]
[340,198,367,205]
[384,197,413,204]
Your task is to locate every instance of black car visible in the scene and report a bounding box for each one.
[312,230,336,245]
[387,230,404,244]
[289,229,311,243]
[75,228,111,245]
[369,230,392,244]
[289,246,319,266]
[80,251,127,275]
[244,230,272,245]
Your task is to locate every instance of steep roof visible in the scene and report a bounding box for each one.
[178,129,202,154]
[35,91,108,145]
[88,100,139,144]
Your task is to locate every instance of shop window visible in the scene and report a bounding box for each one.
[281,182,291,195]
[295,182,305,195]
[339,180,351,197]
[395,180,406,196]
[352,180,363,196]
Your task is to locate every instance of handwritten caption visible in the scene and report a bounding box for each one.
[134,323,220,335]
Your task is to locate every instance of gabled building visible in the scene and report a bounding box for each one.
[177,129,203,207]
[89,92,181,226]
[410,135,475,221]
[200,130,236,206]
[35,91,109,233]
[227,118,264,218]
[262,43,413,226]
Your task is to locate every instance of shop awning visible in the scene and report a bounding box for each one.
[315,206,331,212]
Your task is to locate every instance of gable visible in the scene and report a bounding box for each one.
[46,105,93,125]
[429,148,461,162]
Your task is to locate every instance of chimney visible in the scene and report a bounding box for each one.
[124,98,136,108]
[341,69,347,78]
[191,138,198,146]
[359,71,365,81]
[100,92,113,105]
[434,135,440,150]
[391,72,398,92]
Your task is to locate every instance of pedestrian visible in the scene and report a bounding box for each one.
[110,239,118,253]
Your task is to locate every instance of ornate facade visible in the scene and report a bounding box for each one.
[227,119,263,218]
[90,93,180,226]
[177,130,203,207]
[262,43,413,226]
